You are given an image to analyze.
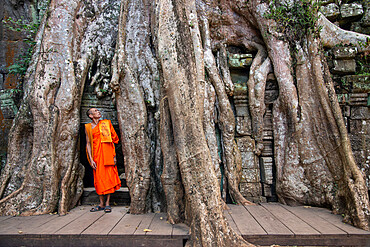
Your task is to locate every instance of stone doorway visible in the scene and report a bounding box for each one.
[79,92,125,188]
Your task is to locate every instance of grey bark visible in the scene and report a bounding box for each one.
[111,0,160,214]
[0,0,121,215]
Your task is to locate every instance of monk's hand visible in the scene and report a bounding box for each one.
[91,161,97,170]
[114,156,117,165]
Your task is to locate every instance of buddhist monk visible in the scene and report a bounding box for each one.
[85,108,121,213]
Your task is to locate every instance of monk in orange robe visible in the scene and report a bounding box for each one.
[85,108,121,213]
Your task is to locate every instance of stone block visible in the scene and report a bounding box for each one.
[343,105,351,117]
[352,150,367,168]
[236,137,259,170]
[332,47,358,59]
[337,94,349,105]
[342,75,370,93]
[236,116,252,136]
[263,130,273,140]
[241,168,260,183]
[349,133,369,151]
[261,139,274,157]
[261,157,274,184]
[349,119,370,135]
[349,119,370,153]
[341,3,364,18]
[239,182,262,198]
[236,136,255,152]
[234,96,249,117]
[263,167,274,184]
[263,184,273,197]
[350,106,370,119]
[0,89,18,119]
[241,151,258,170]
[261,156,273,164]
[332,59,356,74]
[248,196,267,203]
[348,93,369,106]
[320,3,340,20]
[263,108,273,131]
[228,53,253,68]
[352,150,370,189]
[361,5,370,27]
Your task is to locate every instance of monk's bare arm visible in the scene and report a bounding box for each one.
[85,129,97,169]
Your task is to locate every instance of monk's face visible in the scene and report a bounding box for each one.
[89,108,101,120]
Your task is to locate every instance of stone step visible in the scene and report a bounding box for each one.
[81,187,130,206]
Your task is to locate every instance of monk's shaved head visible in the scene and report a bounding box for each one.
[86,108,92,119]
[87,108,101,120]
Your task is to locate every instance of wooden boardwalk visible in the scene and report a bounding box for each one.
[0,203,369,247]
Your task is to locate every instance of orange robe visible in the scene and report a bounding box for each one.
[86,120,121,195]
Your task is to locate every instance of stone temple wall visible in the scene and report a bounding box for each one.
[230,0,370,202]
[0,0,36,168]
[0,0,369,201]
[229,53,278,203]
[321,0,370,189]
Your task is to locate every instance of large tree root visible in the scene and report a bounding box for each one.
[160,97,185,224]
[248,0,370,229]
[202,82,222,186]
[0,0,90,216]
[243,40,272,155]
[320,50,370,230]
[319,13,370,51]
[200,13,253,206]
[111,0,154,214]
[156,0,255,245]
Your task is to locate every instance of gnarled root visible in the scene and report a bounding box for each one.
[200,14,253,206]
[319,13,370,51]
[243,40,272,155]
[160,97,185,224]
[320,49,370,230]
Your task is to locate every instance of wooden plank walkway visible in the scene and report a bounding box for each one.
[0,203,369,247]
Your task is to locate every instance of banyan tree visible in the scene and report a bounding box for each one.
[0,0,369,246]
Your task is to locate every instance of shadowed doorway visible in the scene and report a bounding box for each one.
[79,90,125,188]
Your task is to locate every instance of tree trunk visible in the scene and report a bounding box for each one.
[111,0,161,213]
[0,0,121,215]
[155,0,253,245]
